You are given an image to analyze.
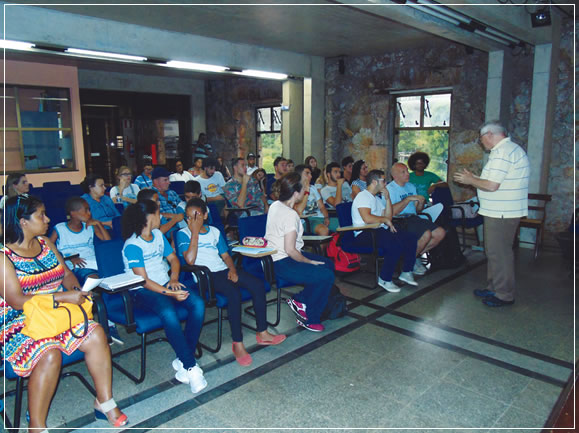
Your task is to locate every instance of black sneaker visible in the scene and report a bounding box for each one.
[482,295,514,307]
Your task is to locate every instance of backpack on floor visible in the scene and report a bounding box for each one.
[321,284,348,321]
[428,225,466,271]
[326,233,361,273]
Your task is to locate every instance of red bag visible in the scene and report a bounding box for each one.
[326,233,361,273]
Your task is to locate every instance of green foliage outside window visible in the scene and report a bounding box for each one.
[258,133,282,173]
[397,129,449,181]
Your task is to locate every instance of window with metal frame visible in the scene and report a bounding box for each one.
[256,106,282,173]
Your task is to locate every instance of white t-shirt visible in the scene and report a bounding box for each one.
[246,166,259,176]
[122,229,172,286]
[194,172,226,198]
[351,190,386,236]
[303,186,324,217]
[320,183,353,208]
[176,226,229,273]
[110,184,140,207]
[54,222,98,270]
[169,171,196,183]
[265,200,304,262]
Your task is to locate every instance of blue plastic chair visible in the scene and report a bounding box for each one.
[94,238,193,383]
[169,181,185,197]
[3,351,95,431]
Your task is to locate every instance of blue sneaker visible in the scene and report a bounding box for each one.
[483,295,514,307]
[109,325,124,345]
[473,289,495,298]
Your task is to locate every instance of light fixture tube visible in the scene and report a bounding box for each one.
[484,27,520,44]
[65,48,147,62]
[473,30,511,46]
[0,40,35,50]
[234,69,288,80]
[416,1,471,24]
[408,3,461,25]
[165,60,227,73]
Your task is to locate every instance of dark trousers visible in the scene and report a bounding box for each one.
[273,251,334,324]
[211,269,268,342]
[352,228,417,281]
[133,285,205,370]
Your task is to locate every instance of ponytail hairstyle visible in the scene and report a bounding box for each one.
[81,174,104,194]
[3,195,44,244]
[121,199,159,240]
[275,172,303,202]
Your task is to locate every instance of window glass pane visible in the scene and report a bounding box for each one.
[257,107,271,132]
[22,130,65,170]
[0,131,24,171]
[258,132,282,172]
[2,87,18,127]
[397,130,449,181]
[18,87,73,129]
[396,96,421,128]
[424,93,451,127]
[272,106,282,131]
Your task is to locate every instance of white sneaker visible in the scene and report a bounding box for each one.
[172,358,183,372]
[399,271,418,287]
[175,365,207,394]
[378,277,401,293]
[413,259,427,276]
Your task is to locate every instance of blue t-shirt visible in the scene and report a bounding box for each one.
[176,226,228,273]
[81,193,120,223]
[135,173,153,190]
[122,228,173,286]
[386,181,418,216]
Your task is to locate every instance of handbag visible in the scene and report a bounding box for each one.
[21,294,93,340]
[241,236,268,248]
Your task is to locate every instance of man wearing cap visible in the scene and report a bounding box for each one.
[151,166,185,220]
[246,153,258,176]
[194,157,227,216]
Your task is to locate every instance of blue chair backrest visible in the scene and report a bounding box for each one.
[207,203,227,240]
[42,181,71,191]
[336,202,353,227]
[170,181,185,196]
[431,187,454,207]
[238,213,267,239]
[94,238,125,277]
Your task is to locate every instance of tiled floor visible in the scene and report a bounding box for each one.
[2,245,575,431]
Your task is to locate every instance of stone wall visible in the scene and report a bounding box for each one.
[205,77,282,165]
[325,40,488,200]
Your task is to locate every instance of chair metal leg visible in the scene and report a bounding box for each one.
[111,333,168,384]
[13,376,24,431]
[243,284,282,327]
[199,308,223,353]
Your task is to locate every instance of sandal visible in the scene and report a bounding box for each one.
[94,398,128,427]
[256,333,286,346]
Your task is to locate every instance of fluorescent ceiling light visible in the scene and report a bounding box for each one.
[65,48,147,62]
[1,40,35,50]
[474,30,510,46]
[408,3,461,25]
[166,60,227,73]
[235,70,288,80]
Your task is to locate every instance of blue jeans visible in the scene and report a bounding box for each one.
[133,285,205,370]
[353,228,417,281]
[273,251,334,324]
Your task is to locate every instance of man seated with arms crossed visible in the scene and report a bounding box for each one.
[223,157,268,217]
[195,157,227,217]
[151,167,186,238]
[321,162,352,209]
[387,163,446,275]
[352,170,419,292]
[266,156,288,201]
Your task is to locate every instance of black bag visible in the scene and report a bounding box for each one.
[428,225,466,271]
[321,285,348,321]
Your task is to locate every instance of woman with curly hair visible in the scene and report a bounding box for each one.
[407,152,447,200]
[121,200,207,394]
[350,159,369,200]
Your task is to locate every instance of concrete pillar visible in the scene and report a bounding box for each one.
[190,80,206,146]
[303,57,326,166]
[282,79,304,164]
[485,50,512,126]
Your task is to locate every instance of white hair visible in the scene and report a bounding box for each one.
[479,121,508,137]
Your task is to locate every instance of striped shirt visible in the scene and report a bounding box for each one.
[477,137,530,218]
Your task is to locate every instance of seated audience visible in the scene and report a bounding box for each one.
[351,160,369,199]
[178,180,213,224]
[294,165,337,235]
[341,156,354,184]
[189,157,204,177]
[1,172,30,210]
[266,156,288,201]
[351,170,419,292]
[246,152,259,176]
[305,155,322,185]
[321,162,353,208]
[216,156,232,181]
[387,162,446,273]
[81,174,120,229]
[177,198,286,367]
[110,166,140,208]
[286,159,295,172]
[265,173,334,332]
[223,157,268,216]
[152,166,185,219]
[122,200,207,394]
[170,160,196,183]
[1,195,128,430]
[252,168,267,194]
[408,152,448,200]
[193,133,212,160]
[195,157,227,217]
[137,188,183,236]
[135,156,154,189]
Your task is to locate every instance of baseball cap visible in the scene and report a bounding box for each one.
[151,167,171,180]
[247,153,256,158]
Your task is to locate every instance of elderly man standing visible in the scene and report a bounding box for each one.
[223,157,268,216]
[387,162,446,274]
[454,121,530,307]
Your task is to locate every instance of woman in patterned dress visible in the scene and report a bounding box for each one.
[0,195,127,431]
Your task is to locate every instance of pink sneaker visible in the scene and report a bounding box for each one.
[296,319,324,332]
[286,298,307,321]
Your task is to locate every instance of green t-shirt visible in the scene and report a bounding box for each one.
[409,171,441,199]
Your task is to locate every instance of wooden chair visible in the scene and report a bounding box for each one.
[518,193,552,259]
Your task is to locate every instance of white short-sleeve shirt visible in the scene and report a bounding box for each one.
[320,183,353,208]
[351,190,386,236]
[194,172,226,198]
[265,201,304,262]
